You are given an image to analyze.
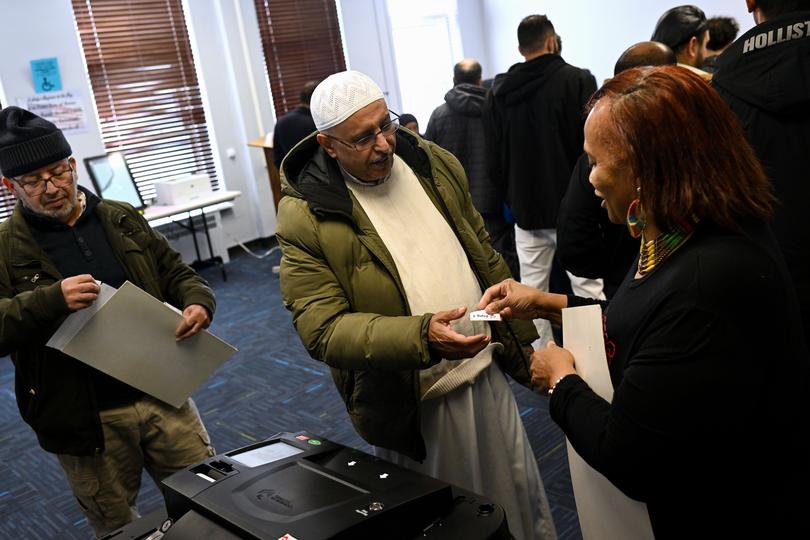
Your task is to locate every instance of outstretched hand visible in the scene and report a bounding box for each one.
[477,278,542,320]
[428,307,490,360]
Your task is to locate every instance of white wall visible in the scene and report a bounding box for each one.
[184,0,278,242]
[457,0,491,76]
[477,0,756,83]
[339,0,403,112]
[0,0,106,188]
[0,0,278,261]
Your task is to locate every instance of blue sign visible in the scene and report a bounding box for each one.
[30,58,62,93]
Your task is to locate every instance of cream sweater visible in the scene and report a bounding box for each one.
[346,155,495,399]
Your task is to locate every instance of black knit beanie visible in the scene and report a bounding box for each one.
[0,106,72,178]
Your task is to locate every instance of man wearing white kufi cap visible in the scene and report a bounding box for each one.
[276,70,556,540]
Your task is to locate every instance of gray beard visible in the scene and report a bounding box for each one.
[23,191,80,222]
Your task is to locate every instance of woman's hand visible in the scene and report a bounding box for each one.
[477,279,541,320]
[478,279,568,323]
[531,341,577,393]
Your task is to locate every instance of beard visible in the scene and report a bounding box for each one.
[22,187,80,222]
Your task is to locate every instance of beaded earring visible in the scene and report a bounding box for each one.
[626,187,644,238]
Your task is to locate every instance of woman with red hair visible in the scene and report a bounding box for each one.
[479,66,808,538]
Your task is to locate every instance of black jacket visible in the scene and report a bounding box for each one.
[483,55,596,230]
[273,106,316,169]
[557,154,638,299]
[713,11,810,345]
[425,84,499,214]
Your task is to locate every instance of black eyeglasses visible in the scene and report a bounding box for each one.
[13,162,75,196]
[324,112,400,152]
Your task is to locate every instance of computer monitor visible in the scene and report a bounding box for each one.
[84,152,145,210]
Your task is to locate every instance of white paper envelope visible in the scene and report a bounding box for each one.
[562,304,654,540]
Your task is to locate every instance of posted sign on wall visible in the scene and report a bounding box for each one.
[30,57,63,93]
[17,90,87,134]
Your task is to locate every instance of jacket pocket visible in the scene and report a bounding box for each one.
[10,262,57,294]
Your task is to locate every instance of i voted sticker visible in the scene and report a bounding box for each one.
[469,310,501,322]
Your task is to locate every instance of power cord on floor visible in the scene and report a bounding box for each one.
[225,234,281,274]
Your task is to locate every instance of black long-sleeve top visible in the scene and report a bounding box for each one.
[553,220,809,538]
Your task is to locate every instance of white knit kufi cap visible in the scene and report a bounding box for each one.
[310,70,385,131]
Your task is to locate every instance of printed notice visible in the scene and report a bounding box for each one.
[17,90,87,133]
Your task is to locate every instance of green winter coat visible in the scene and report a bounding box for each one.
[0,195,215,456]
[277,129,538,460]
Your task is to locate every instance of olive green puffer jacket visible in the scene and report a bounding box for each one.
[0,195,215,456]
[277,129,537,460]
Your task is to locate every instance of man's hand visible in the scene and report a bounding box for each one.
[176,304,211,341]
[428,307,490,360]
[61,274,99,312]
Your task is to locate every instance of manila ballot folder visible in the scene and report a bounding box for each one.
[47,281,236,408]
[562,304,654,540]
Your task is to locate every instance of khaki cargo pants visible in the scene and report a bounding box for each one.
[57,396,215,537]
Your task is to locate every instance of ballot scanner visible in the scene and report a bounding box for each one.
[106,432,510,539]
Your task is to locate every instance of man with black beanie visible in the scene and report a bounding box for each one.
[0,106,217,537]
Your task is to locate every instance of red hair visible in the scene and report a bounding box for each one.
[588,65,772,231]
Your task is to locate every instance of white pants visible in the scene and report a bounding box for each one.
[515,227,605,346]
[375,364,557,540]
[569,275,606,301]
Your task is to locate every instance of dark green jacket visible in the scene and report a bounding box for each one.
[277,129,537,460]
[0,198,215,456]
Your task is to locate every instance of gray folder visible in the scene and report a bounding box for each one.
[47,281,236,408]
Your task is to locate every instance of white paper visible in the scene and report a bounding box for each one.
[562,304,654,540]
[469,309,501,321]
[47,281,237,407]
[17,90,88,133]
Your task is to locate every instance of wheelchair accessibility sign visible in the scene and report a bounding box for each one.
[31,57,63,93]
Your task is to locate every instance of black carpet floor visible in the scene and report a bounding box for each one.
[0,250,582,539]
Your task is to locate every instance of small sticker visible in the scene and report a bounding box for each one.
[295,435,310,441]
[379,473,389,479]
[469,309,501,321]
[347,461,357,466]
[278,534,299,540]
